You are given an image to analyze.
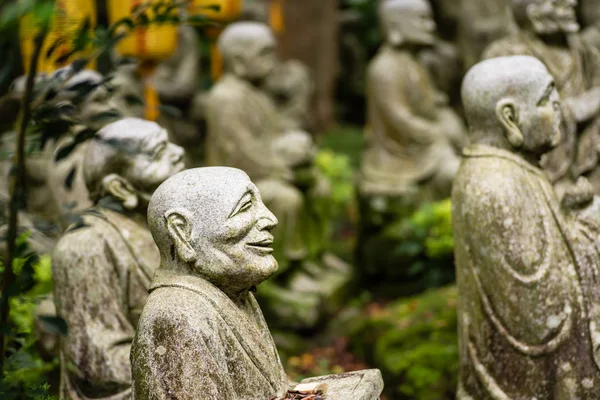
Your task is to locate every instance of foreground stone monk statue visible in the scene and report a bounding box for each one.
[454,55,600,399]
[359,0,466,204]
[484,0,600,194]
[52,118,185,400]
[131,167,384,400]
[205,22,349,330]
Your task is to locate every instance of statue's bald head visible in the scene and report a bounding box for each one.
[219,22,277,80]
[148,167,278,295]
[378,0,436,47]
[83,117,184,207]
[462,56,561,156]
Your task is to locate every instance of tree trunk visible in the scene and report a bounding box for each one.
[277,0,339,133]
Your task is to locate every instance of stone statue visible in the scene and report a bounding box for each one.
[359,0,466,203]
[152,26,205,166]
[47,68,124,223]
[205,22,349,331]
[454,55,600,399]
[52,118,185,400]
[483,0,600,195]
[356,0,466,282]
[131,166,384,400]
[262,59,314,132]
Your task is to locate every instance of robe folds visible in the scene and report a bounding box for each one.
[131,269,288,400]
[453,145,600,399]
[53,208,159,400]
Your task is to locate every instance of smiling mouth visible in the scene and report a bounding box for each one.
[246,239,274,254]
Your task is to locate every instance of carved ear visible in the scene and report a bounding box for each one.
[102,174,138,210]
[496,99,524,148]
[526,4,544,31]
[165,209,196,263]
[388,30,405,47]
[231,54,246,77]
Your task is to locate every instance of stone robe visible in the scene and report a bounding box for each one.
[53,208,159,400]
[359,46,462,200]
[131,269,288,400]
[484,32,600,190]
[453,144,600,399]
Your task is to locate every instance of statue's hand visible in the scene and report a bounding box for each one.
[561,177,594,210]
[273,130,316,168]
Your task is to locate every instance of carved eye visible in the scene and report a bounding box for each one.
[153,143,167,158]
[230,193,253,218]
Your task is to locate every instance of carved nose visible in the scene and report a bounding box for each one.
[170,144,184,164]
[256,204,278,232]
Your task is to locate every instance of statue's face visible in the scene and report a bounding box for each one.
[383,1,436,47]
[78,84,121,131]
[124,126,185,196]
[528,0,579,34]
[552,0,579,33]
[517,72,562,154]
[193,174,279,290]
[242,38,277,81]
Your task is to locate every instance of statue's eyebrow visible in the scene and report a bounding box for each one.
[228,189,253,218]
[537,81,555,106]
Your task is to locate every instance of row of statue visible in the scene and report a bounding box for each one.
[1,0,600,398]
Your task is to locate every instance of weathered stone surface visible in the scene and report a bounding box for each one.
[131,167,381,399]
[132,167,288,400]
[299,369,384,400]
[52,118,184,400]
[454,55,600,399]
[483,0,600,196]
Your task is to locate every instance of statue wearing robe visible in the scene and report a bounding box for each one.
[53,209,159,400]
[131,269,288,400]
[453,144,600,399]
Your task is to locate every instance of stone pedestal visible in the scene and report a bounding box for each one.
[299,369,384,400]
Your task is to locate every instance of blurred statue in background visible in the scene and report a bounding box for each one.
[455,55,600,400]
[356,0,466,283]
[205,21,349,333]
[53,118,184,400]
[152,26,206,166]
[484,0,600,195]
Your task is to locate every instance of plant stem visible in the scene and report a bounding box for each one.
[0,26,47,373]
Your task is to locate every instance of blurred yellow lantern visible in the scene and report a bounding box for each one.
[108,0,179,121]
[189,0,243,23]
[20,0,97,74]
[269,0,284,34]
[190,0,243,81]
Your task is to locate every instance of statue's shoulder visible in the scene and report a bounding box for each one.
[483,36,531,60]
[367,48,411,83]
[208,78,248,105]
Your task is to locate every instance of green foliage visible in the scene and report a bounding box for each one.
[349,286,459,399]
[1,252,58,399]
[385,199,454,260]
[315,149,355,218]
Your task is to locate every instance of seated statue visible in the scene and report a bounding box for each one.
[52,118,185,400]
[454,55,600,399]
[205,21,349,331]
[152,26,205,166]
[131,166,384,400]
[483,0,600,195]
[356,0,466,284]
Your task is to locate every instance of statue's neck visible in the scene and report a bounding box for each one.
[523,28,570,48]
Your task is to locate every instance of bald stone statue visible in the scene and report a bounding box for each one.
[52,118,185,400]
[359,0,466,202]
[132,167,288,399]
[131,167,384,400]
[454,56,600,399]
[484,0,600,195]
[205,22,349,330]
[356,0,466,279]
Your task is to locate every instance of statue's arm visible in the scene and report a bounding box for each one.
[368,64,440,143]
[52,230,134,391]
[563,86,600,123]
